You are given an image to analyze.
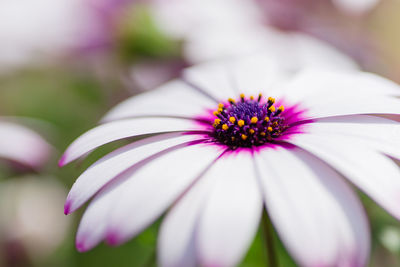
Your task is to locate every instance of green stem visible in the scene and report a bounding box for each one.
[262,209,278,267]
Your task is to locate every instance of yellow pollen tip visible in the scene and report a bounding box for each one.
[238,120,245,127]
[218,108,223,113]
[278,105,285,112]
[250,95,254,100]
[267,127,273,132]
[218,103,224,108]
[229,117,236,123]
[228,98,235,104]
[240,93,245,98]
[222,124,229,131]
[264,117,270,122]
[260,132,266,136]
[250,117,258,124]
[249,129,255,134]
[213,111,219,116]
[268,97,275,103]
[241,134,248,140]
[214,118,221,125]
[268,106,275,112]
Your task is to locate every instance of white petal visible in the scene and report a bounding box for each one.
[290,132,400,220]
[308,115,400,159]
[278,71,400,119]
[76,143,221,251]
[59,117,204,166]
[104,143,222,245]
[255,147,369,267]
[102,80,215,122]
[65,133,199,214]
[333,0,379,14]
[281,70,400,100]
[158,162,217,267]
[182,55,285,101]
[0,121,51,168]
[196,153,263,267]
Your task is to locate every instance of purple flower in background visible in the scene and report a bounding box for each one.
[61,56,400,266]
[0,119,51,170]
[257,0,381,68]
[0,0,129,71]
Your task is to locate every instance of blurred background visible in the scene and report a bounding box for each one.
[0,0,400,266]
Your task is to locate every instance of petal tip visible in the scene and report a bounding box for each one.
[75,240,89,253]
[64,200,72,215]
[58,154,67,167]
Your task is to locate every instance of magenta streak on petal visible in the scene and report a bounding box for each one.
[106,230,120,246]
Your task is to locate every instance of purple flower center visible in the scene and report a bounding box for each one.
[212,94,289,149]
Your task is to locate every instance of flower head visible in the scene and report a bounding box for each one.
[61,56,400,267]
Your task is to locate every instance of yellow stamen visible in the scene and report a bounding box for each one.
[250,117,258,124]
[268,97,275,104]
[214,118,221,125]
[222,124,229,131]
[213,111,219,116]
[249,129,255,134]
[240,93,245,101]
[228,98,235,104]
[229,117,236,123]
[238,120,245,127]
[258,93,262,102]
[267,127,273,132]
[218,107,223,113]
[268,105,275,112]
[250,95,254,100]
[278,105,285,112]
[218,103,224,109]
[241,134,248,140]
[264,117,270,122]
[260,132,266,136]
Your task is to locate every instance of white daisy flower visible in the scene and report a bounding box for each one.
[60,56,400,267]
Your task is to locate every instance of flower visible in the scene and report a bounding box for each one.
[0,119,51,170]
[0,0,123,71]
[150,0,358,70]
[60,56,400,266]
[0,176,71,262]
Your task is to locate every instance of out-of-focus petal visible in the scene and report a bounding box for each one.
[255,147,369,267]
[333,0,380,14]
[185,27,358,71]
[0,121,50,169]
